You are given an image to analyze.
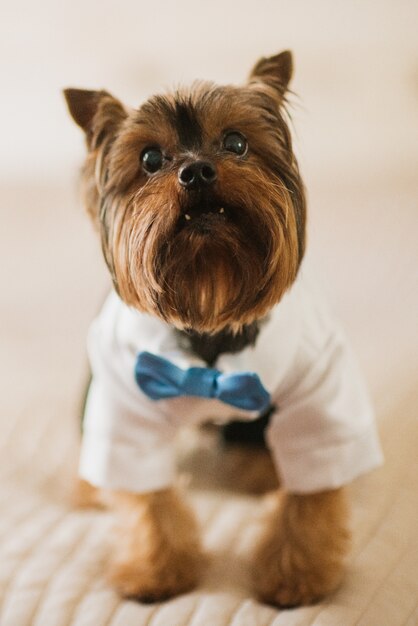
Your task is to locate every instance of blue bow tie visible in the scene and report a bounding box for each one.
[135,351,271,413]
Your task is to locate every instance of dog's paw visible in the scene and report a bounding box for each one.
[253,540,345,608]
[106,488,205,602]
[252,489,349,608]
[107,544,204,602]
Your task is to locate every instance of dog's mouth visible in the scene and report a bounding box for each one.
[176,202,229,235]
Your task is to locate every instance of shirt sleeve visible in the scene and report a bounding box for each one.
[78,295,177,494]
[266,330,384,494]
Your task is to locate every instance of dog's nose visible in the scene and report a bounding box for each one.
[178,160,217,190]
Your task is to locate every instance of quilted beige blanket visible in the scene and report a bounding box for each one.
[0,178,417,626]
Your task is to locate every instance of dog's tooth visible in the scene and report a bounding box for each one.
[219,207,225,213]
[185,214,191,220]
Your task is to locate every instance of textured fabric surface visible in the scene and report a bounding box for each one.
[0,178,417,625]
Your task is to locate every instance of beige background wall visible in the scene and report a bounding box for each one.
[1,1,417,183]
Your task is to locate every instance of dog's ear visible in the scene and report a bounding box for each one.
[63,88,127,149]
[248,50,293,99]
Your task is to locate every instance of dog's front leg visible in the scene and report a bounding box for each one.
[252,488,350,607]
[105,488,204,602]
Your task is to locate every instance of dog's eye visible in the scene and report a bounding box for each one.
[223,131,248,156]
[141,147,163,173]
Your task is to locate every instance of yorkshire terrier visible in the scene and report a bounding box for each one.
[64,50,383,607]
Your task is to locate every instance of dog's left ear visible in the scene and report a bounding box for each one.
[63,88,127,150]
[248,50,293,98]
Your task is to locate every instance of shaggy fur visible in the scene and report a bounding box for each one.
[253,488,350,607]
[105,489,205,602]
[65,50,349,607]
[64,51,305,333]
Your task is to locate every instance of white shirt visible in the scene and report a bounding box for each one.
[79,271,383,494]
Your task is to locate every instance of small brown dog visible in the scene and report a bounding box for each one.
[64,51,382,607]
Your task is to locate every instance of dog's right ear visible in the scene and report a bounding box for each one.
[63,88,127,150]
[248,51,293,101]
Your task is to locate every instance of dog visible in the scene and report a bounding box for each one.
[64,50,383,607]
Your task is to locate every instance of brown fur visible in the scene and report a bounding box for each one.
[252,488,350,607]
[64,51,350,607]
[64,51,306,334]
[105,488,205,601]
[71,477,103,509]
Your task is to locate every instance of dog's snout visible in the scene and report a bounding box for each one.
[178,161,217,190]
